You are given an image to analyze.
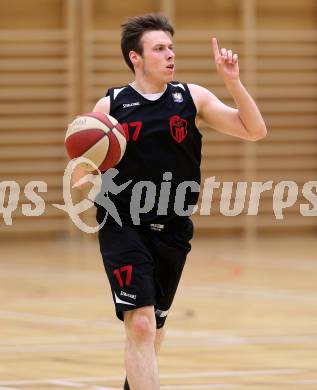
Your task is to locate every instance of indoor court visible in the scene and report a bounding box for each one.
[1,235,317,389]
[1,0,317,389]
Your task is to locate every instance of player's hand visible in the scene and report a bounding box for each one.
[212,37,239,81]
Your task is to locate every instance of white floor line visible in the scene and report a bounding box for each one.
[0,341,124,353]
[0,368,301,386]
[47,380,85,387]
[189,284,317,305]
[167,331,317,345]
[0,266,103,283]
[1,333,317,354]
[0,334,123,345]
[161,385,235,389]
[162,369,301,379]
[0,387,24,390]
[91,387,118,390]
[0,377,123,386]
[8,296,109,307]
[289,379,317,385]
[2,327,317,345]
[90,386,235,390]
[0,310,117,329]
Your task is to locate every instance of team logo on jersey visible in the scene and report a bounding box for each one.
[172,92,183,103]
[169,115,188,143]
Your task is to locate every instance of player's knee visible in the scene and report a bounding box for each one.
[124,308,156,343]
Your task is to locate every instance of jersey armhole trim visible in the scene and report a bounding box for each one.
[183,83,197,116]
[184,83,204,139]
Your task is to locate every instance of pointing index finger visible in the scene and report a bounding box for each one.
[212,37,220,59]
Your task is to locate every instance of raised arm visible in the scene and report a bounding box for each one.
[189,38,267,141]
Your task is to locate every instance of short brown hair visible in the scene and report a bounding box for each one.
[121,13,174,73]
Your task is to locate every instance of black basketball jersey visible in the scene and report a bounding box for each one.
[96,81,202,226]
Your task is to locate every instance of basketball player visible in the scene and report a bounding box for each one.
[74,14,266,390]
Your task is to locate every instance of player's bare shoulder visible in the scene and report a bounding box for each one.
[187,83,219,123]
[188,83,218,107]
[93,96,111,114]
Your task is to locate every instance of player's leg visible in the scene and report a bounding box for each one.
[123,324,166,389]
[121,223,192,390]
[122,220,193,389]
[155,327,166,353]
[124,305,159,390]
[151,218,194,334]
[98,222,160,390]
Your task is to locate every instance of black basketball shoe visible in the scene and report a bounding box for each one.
[123,376,130,390]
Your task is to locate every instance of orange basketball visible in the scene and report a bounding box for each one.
[65,112,127,172]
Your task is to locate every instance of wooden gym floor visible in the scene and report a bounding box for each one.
[1,234,317,389]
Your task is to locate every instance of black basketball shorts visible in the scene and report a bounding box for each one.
[98,218,193,324]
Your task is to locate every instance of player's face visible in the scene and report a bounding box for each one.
[139,30,175,83]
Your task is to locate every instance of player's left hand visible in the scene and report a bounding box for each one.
[212,37,239,81]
